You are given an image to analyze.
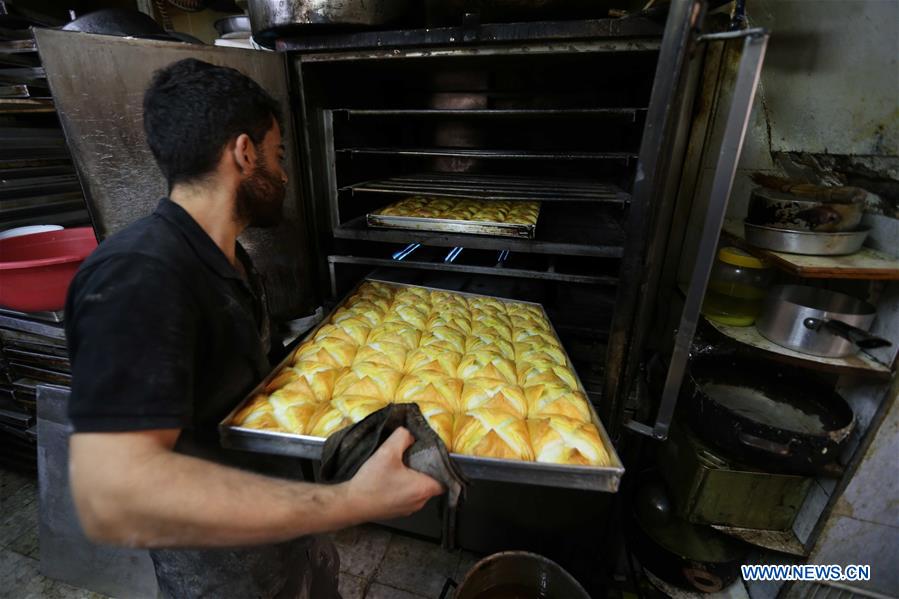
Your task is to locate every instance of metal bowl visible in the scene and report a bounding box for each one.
[743,221,869,256]
[453,551,590,599]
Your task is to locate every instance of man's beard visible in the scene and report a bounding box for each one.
[235,154,286,228]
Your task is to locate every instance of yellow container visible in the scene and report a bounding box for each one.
[702,247,772,326]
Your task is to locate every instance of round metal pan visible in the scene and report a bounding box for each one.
[757,285,890,358]
[743,221,869,255]
[747,187,862,232]
[683,356,855,475]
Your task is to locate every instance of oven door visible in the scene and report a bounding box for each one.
[33,29,316,320]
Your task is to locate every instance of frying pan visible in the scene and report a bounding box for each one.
[683,356,854,475]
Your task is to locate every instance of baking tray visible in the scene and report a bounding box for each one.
[220,279,624,492]
[366,213,536,239]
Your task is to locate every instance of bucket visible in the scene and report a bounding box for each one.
[446,551,591,599]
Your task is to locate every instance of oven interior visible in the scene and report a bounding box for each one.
[295,49,660,408]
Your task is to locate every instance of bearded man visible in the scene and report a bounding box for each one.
[64,58,442,599]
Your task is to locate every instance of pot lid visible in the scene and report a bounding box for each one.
[718,246,766,269]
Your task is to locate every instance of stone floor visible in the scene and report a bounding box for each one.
[0,467,479,599]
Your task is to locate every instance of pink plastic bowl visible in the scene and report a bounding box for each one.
[0,227,98,312]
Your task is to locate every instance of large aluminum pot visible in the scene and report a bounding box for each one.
[756,285,891,358]
[248,0,411,34]
[449,551,590,599]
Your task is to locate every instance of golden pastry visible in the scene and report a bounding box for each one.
[527,415,609,466]
[452,409,533,461]
[467,297,507,315]
[314,319,371,346]
[332,301,388,328]
[404,347,462,378]
[334,363,403,400]
[291,338,357,369]
[232,394,284,432]
[471,321,512,341]
[430,290,469,311]
[268,392,326,435]
[416,402,455,448]
[266,361,343,402]
[524,382,591,422]
[308,395,388,438]
[353,341,409,372]
[421,327,467,354]
[392,287,432,307]
[426,314,472,336]
[515,343,569,368]
[457,351,518,384]
[466,333,515,359]
[518,359,579,390]
[367,322,422,350]
[384,303,430,330]
[460,378,527,418]
[512,329,562,348]
[506,302,544,319]
[355,281,397,299]
[509,314,552,333]
[394,372,463,412]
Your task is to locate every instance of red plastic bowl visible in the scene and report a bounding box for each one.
[0,227,98,312]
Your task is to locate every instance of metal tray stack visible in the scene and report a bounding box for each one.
[0,309,67,472]
[220,280,624,492]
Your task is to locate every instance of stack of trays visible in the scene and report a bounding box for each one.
[367,197,540,239]
[223,280,623,491]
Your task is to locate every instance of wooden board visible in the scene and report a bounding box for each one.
[705,317,892,379]
[722,219,899,280]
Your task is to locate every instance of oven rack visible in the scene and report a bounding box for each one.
[341,173,630,204]
[336,147,637,163]
[333,107,647,120]
[333,207,625,259]
[327,254,618,288]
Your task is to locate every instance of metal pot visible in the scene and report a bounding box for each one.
[684,355,855,475]
[747,188,862,232]
[756,285,891,358]
[214,15,251,35]
[743,222,869,256]
[628,477,747,593]
[248,0,411,38]
[445,551,590,599]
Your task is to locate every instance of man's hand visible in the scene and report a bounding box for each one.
[344,427,445,522]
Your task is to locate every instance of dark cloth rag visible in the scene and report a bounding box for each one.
[320,403,467,510]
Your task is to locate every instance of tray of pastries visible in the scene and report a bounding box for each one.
[220,280,623,492]
[366,196,540,239]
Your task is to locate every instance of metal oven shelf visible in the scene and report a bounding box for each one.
[334,208,625,258]
[342,173,630,204]
[333,108,647,119]
[336,147,637,163]
[328,254,618,286]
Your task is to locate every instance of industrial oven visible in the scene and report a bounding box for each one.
[33,0,743,572]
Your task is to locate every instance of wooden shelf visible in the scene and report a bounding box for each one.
[722,219,899,280]
[705,316,892,379]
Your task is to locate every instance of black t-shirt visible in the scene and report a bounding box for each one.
[65,198,279,467]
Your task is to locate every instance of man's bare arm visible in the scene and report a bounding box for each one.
[69,427,442,548]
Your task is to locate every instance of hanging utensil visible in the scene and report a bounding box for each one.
[756,285,891,358]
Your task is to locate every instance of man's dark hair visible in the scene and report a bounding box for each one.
[143,58,282,188]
